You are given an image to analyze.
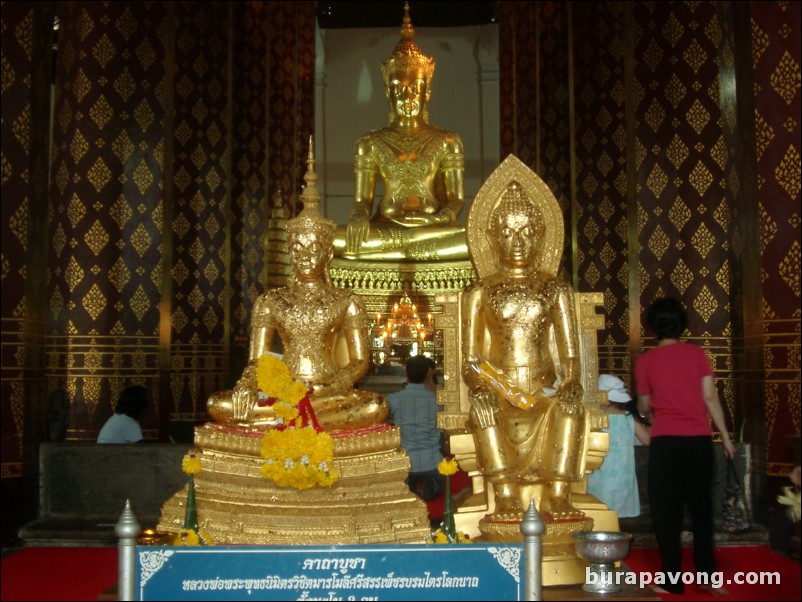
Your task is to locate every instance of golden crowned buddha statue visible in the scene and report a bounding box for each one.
[332,3,468,262]
[159,140,430,545]
[460,168,589,536]
[207,142,388,431]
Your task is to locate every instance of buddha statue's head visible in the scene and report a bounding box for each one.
[488,182,546,268]
[287,208,335,280]
[381,3,435,123]
[287,137,336,280]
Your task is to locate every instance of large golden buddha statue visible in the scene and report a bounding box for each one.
[208,143,387,431]
[333,3,468,262]
[460,160,589,536]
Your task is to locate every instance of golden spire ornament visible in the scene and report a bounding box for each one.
[381,2,435,89]
[286,136,336,243]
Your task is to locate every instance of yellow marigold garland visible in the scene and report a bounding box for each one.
[256,354,339,490]
[256,354,307,405]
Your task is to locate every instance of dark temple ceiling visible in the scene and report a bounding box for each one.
[316,1,498,29]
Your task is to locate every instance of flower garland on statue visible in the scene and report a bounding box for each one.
[174,452,214,546]
[256,354,339,490]
[430,457,470,544]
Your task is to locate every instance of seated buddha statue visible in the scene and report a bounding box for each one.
[208,144,388,431]
[333,3,468,262]
[461,179,587,523]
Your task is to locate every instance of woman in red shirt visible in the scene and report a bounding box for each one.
[636,297,735,595]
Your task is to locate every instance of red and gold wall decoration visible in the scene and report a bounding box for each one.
[499,1,799,478]
[0,1,798,541]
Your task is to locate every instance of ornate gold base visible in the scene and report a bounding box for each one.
[478,514,594,546]
[157,423,431,545]
[451,485,620,586]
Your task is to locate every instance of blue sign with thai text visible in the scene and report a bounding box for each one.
[136,544,524,600]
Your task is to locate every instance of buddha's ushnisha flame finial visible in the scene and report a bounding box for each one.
[287,136,336,241]
[400,1,414,40]
[300,135,319,210]
[381,1,435,84]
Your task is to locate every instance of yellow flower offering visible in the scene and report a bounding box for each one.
[438,457,459,476]
[256,354,307,404]
[181,453,202,475]
[173,528,214,546]
[260,427,339,490]
[430,529,470,544]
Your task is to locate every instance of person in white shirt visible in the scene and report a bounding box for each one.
[587,374,651,518]
[97,385,148,444]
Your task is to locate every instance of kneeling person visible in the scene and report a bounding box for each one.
[387,356,444,501]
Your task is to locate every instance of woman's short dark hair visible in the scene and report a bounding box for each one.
[115,385,148,418]
[646,297,687,340]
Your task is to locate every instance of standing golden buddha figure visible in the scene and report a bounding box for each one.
[333,2,468,262]
[158,141,431,545]
[460,156,593,546]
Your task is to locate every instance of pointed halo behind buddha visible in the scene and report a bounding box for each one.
[466,155,565,279]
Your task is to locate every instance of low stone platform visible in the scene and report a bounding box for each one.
[18,442,191,546]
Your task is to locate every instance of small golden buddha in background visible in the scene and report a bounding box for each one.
[334,3,468,262]
[461,181,587,523]
[208,143,388,431]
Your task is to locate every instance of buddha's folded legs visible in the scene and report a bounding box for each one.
[313,391,389,431]
[206,389,388,432]
[470,398,587,520]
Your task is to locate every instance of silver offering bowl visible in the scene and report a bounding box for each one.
[572,531,633,593]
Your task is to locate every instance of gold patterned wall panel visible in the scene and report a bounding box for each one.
[536,0,573,273]
[265,2,316,220]
[226,2,316,384]
[572,2,632,381]
[229,1,268,345]
[499,2,540,169]
[499,1,574,279]
[632,1,740,431]
[168,0,231,420]
[47,2,168,440]
[1,2,55,477]
[714,2,763,460]
[752,2,801,475]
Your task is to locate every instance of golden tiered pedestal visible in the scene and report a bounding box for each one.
[157,423,432,545]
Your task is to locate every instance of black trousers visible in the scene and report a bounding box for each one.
[648,436,715,593]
